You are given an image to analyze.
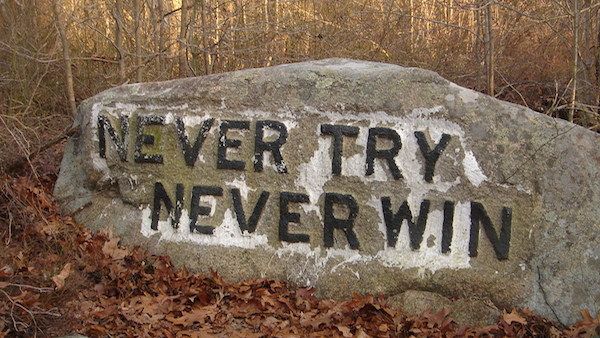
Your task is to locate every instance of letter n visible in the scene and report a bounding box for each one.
[151,182,184,230]
[98,115,129,161]
[469,202,512,260]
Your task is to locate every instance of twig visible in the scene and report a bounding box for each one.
[5,211,12,245]
[0,288,37,335]
[5,125,77,175]
[7,283,54,293]
[0,115,38,180]
[495,71,530,108]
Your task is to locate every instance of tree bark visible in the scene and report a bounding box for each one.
[595,8,600,110]
[189,0,198,75]
[157,0,165,72]
[484,1,495,96]
[179,0,190,77]
[114,0,126,82]
[201,0,211,74]
[569,0,579,123]
[134,0,143,82]
[52,0,77,116]
[409,0,415,53]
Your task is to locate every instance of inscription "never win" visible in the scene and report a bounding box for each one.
[151,182,512,260]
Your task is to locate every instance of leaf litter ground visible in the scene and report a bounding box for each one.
[0,151,598,337]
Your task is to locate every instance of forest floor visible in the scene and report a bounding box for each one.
[0,146,599,337]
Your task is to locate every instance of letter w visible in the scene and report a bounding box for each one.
[381,198,430,250]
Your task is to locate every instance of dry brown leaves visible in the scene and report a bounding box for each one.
[1,174,599,337]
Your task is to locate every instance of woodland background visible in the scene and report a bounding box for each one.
[1,0,600,169]
[1,1,600,336]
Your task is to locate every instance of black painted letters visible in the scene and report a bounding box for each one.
[414,131,451,183]
[98,115,129,161]
[151,182,184,230]
[324,193,360,250]
[254,120,288,173]
[218,120,250,170]
[101,113,515,261]
[231,189,270,233]
[469,202,512,260]
[190,186,223,234]
[366,127,403,180]
[175,117,214,167]
[134,115,165,164]
[320,124,359,176]
[278,192,310,243]
[381,198,429,250]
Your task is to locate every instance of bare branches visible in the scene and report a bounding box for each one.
[52,0,76,116]
[1,0,600,152]
[3,123,77,175]
[0,286,61,337]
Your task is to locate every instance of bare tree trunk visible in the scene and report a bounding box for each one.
[215,0,222,71]
[134,0,143,82]
[409,0,415,53]
[179,0,189,77]
[114,0,126,82]
[264,0,272,66]
[189,0,198,75]
[236,0,246,69]
[595,8,600,110]
[484,1,495,96]
[148,0,161,75]
[570,0,580,122]
[274,0,279,61]
[157,0,165,73]
[201,0,211,75]
[52,0,76,116]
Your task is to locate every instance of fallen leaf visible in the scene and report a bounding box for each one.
[503,310,527,325]
[102,237,129,260]
[52,263,72,289]
[40,220,62,236]
[580,309,596,324]
[336,325,353,337]
[166,305,219,326]
[0,265,13,277]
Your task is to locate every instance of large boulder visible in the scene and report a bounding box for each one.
[54,59,600,325]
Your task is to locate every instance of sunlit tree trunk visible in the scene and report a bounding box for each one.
[52,0,76,116]
[179,0,190,77]
[215,0,222,71]
[201,0,211,74]
[236,0,247,69]
[189,0,198,75]
[264,0,272,66]
[484,1,495,96]
[134,0,143,82]
[114,0,126,82]
[595,9,600,110]
[153,0,166,74]
[409,0,415,53]
[569,0,580,122]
